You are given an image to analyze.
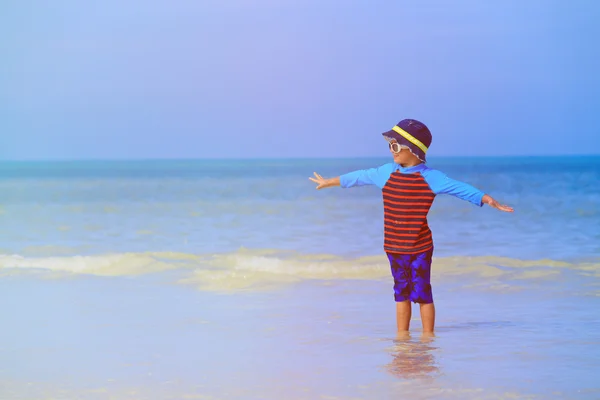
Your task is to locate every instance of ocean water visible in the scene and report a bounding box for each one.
[0,156,599,399]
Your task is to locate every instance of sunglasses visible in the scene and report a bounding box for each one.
[388,142,409,154]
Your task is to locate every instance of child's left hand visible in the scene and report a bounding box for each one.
[482,195,514,212]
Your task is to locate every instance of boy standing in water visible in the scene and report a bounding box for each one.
[309,119,513,333]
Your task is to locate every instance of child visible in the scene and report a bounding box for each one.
[309,119,514,333]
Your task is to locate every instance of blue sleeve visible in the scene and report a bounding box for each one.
[339,163,394,190]
[422,169,485,207]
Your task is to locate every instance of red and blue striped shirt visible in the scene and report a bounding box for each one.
[340,163,484,254]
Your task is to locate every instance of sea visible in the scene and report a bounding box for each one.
[0,156,599,399]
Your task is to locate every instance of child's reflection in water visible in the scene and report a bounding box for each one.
[386,331,439,379]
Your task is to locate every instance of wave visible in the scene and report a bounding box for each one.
[1,248,598,292]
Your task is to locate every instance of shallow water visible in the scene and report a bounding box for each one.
[1,270,599,399]
[0,157,599,399]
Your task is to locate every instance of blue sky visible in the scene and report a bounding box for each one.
[1,0,599,160]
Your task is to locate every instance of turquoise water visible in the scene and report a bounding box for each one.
[1,156,598,259]
[0,156,599,399]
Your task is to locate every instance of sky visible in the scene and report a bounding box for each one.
[1,0,599,160]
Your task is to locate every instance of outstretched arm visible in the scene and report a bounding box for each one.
[309,164,394,190]
[309,173,340,190]
[423,169,514,213]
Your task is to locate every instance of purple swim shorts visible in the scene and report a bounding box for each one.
[386,248,434,304]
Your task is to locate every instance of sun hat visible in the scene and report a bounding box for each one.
[382,119,432,162]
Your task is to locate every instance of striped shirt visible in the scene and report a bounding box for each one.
[339,163,485,254]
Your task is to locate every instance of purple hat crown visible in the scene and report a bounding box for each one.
[382,119,432,161]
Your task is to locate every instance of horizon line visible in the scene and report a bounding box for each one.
[1,154,599,163]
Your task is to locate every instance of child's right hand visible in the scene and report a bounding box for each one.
[482,194,514,212]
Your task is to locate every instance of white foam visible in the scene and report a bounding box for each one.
[0,253,181,276]
[1,249,598,292]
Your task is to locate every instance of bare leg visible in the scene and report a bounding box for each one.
[396,330,411,342]
[396,300,411,332]
[419,302,435,333]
